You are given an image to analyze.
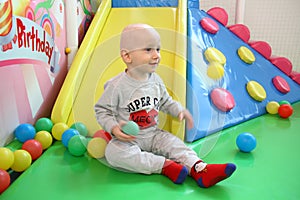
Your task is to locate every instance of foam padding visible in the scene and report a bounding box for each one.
[51,0,188,140]
[186,9,300,142]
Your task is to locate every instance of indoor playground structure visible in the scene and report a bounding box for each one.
[1,0,300,199]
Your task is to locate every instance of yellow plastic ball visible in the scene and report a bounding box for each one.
[11,150,32,172]
[266,101,280,114]
[87,138,107,159]
[0,147,14,170]
[35,131,53,150]
[52,122,69,140]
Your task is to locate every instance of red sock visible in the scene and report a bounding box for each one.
[190,161,236,188]
[162,160,188,184]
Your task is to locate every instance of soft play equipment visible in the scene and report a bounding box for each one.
[185,4,300,142]
[51,0,188,140]
[2,0,300,199]
[52,0,300,144]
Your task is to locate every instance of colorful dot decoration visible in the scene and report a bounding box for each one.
[207,62,224,80]
[199,17,219,34]
[204,47,226,65]
[198,7,299,113]
[246,81,267,102]
[210,88,235,112]
[237,46,255,64]
[272,76,290,94]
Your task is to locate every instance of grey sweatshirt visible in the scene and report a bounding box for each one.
[94,71,184,133]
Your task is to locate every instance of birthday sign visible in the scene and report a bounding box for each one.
[16,18,54,64]
[0,16,59,73]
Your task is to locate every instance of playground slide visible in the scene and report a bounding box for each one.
[51,0,188,140]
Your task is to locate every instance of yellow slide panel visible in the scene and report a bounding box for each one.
[51,0,187,140]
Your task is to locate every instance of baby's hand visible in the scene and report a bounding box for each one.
[111,125,136,142]
[178,109,194,130]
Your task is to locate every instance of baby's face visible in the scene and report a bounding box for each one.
[121,25,161,74]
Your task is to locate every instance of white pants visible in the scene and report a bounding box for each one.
[105,128,200,174]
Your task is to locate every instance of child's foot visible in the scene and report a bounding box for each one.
[162,159,188,184]
[190,161,236,188]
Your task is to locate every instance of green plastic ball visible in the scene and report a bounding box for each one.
[35,118,53,132]
[122,121,139,136]
[70,122,88,136]
[67,135,87,157]
[278,100,290,105]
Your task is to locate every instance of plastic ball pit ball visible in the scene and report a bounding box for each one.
[35,117,53,132]
[266,101,280,114]
[35,131,53,150]
[279,100,290,105]
[11,150,32,172]
[87,137,107,158]
[0,147,14,170]
[236,132,257,153]
[14,123,36,143]
[121,121,139,136]
[0,169,10,194]
[278,104,293,119]
[52,122,69,140]
[71,122,88,136]
[22,139,43,160]
[67,135,87,157]
[62,129,80,147]
[93,129,112,143]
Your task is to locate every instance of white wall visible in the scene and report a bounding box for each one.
[200,0,300,72]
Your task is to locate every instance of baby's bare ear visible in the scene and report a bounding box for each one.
[121,49,131,63]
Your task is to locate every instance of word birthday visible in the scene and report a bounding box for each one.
[16,18,53,64]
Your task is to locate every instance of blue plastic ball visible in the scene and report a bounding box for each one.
[62,129,79,147]
[14,123,36,143]
[236,132,257,153]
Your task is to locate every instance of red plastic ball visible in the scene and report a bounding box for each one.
[93,130,112,143]
[0,169,10,194]
[22,139,43,160]
[278,104,293,118]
